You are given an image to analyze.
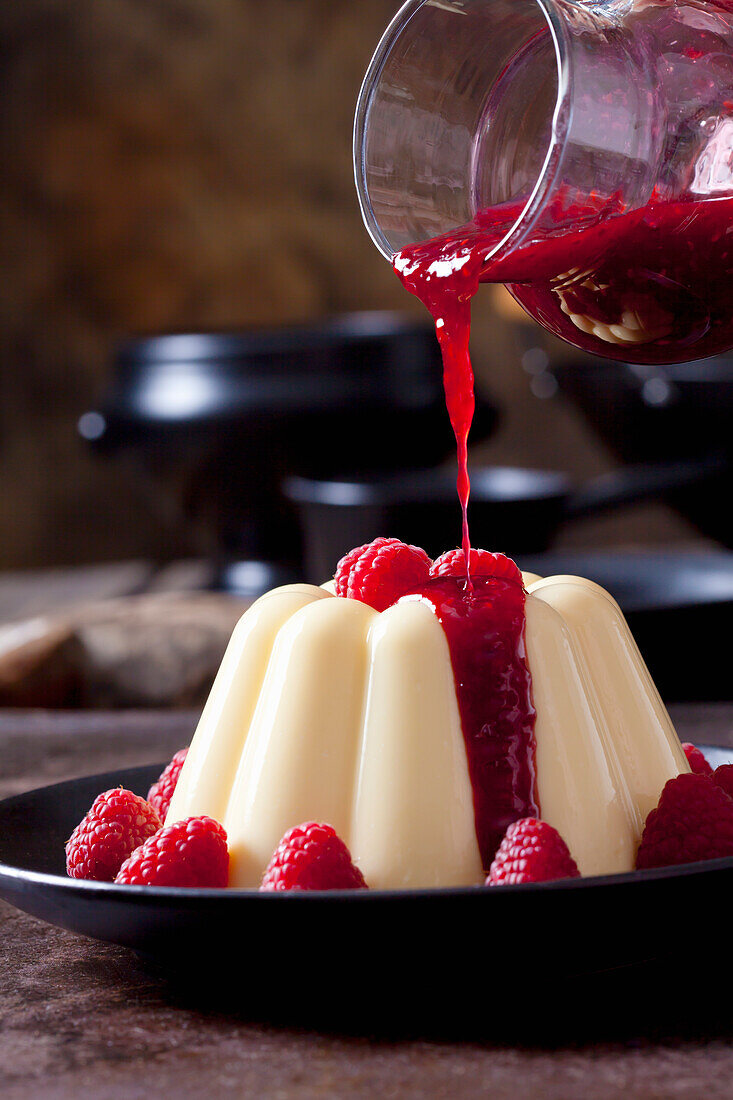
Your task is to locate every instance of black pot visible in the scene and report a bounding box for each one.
[79,315,499,588]
[548,356,733,546]
[285,457,724,582]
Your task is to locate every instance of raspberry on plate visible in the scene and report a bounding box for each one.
[487,818,580,885]
[430,548,523,585]
[334,537,431,612]
[66,788,162,882]
[713,764,733,800]
[115,816,229,887]
[636,772,733,870]
[681,742,713,776]
[260,822,368,891]
[147,748,189,821]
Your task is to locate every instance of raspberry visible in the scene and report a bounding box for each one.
[681,742,713,776]
[115,816,228,887]
[487,818,580,885]
[334,537,431,612]
[147,748,189,821]
[430,548,523,585]
[714,764,733,800]
[636,772,733,870]
[66,788,162,882]
[260,822,368,891]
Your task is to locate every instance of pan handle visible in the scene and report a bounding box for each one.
[564,453,729,520]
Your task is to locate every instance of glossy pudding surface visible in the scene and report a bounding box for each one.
[166,573,688,888]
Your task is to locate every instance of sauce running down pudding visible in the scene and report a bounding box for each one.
[166,573,688,888]
[401,574,538,873]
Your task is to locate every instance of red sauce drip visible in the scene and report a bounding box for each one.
[431,288,475,574]
[402,575,538,870]
[394,231,482,577]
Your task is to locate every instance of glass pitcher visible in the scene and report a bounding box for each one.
[354,0,733,363]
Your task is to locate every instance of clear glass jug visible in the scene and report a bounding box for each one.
[354,0,733,363]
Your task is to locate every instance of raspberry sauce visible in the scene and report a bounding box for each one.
[396,191,733,371]
[402,575,538,870]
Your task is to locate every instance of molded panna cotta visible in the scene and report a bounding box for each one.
[166,574,689,888]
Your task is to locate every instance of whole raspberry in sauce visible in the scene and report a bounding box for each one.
[430,548,523,585]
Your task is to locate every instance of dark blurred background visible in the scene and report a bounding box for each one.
[3,0,732,708]
[0,0,707,573]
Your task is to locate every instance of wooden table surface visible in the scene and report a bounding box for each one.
[2,705,733,1100]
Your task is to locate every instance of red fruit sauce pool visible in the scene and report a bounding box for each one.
[403,575,538,871]
[392,188,733,864]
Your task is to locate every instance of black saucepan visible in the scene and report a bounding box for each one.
[548,355,733,546]
[285,455,728,582]
[78,315,498,586]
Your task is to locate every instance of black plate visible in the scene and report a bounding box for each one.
[1,754,732,1000]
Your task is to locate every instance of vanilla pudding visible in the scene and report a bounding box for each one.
[166,572,688,888]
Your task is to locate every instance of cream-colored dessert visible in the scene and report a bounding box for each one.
[167,574,688,888]
[524,577,688,876]
[529,576,688,827]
